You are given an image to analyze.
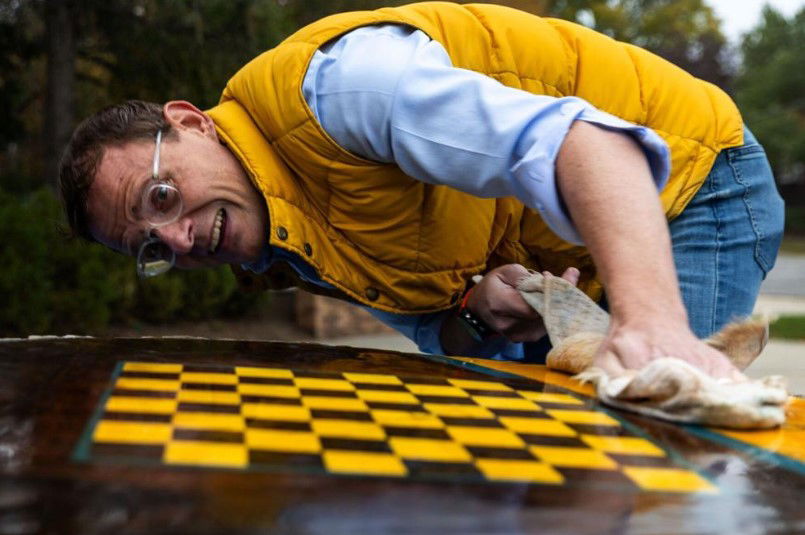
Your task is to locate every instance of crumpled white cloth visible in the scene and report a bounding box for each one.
[517,272,788,429]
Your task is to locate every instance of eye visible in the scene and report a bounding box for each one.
[142,181,182,224]
[150,184,175,210]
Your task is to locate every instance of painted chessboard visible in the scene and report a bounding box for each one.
[74,361,716,493]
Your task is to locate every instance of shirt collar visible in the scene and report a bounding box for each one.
[240,242,274,274]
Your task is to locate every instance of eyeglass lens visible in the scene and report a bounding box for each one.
[137,238,176,278]
[141,182,182,225]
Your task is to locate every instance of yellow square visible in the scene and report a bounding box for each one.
[246,429,321,453]
[236,366,293,379]
[389,437,471,462]
[498,417,577,436]
[106,396,177,414]
[529,446,618,469]
[93,421,172,444]
[581,435,666,457]
[241,403,310,421]
[301,396,368,411]
[323,451,407,476]
[116,378,180,391]
[517,392,584,405]
[546,409,620,426]
[237,384,300,398]
[123,362,182,374]
[472,396,541,411]
[447,426,526,448]
[623,467,717,493]
[475,459,564,484]
[180,372,237,385]
[311,419,386,440]
[405,384,469,397]
[294,378,355,391]
[423,403,494,419]
[177,390,241,405]
[342,372,402,385]
[370,410,444,429]
[448,379,513,391]
[172,412,244,431]
[164,441,247,468]
[356,390,420,404]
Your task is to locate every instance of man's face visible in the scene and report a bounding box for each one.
[87,103,269,270]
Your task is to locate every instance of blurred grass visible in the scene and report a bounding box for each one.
[770,315,805,340]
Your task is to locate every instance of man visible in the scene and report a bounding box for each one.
[58,2,784,379]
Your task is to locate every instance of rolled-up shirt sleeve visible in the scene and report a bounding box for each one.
[303,24,671,246]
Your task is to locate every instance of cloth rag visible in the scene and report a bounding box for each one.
[517,272,788,429]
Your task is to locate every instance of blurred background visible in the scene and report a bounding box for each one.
[1,0,804,349]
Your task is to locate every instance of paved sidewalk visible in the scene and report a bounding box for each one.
[760,253,805,297]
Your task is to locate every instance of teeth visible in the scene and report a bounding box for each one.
[209,209,224,253]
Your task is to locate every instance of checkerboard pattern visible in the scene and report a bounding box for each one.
[77,361,716,493]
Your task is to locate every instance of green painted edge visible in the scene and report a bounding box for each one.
[437,356,805,480]
[72,360,127,462]
[683,426,805,476]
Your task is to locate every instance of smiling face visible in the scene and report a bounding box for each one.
[86,101,269,270]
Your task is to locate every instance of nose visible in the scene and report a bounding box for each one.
[154,217,194,255]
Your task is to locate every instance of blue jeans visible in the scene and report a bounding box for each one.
[669,127,785,337]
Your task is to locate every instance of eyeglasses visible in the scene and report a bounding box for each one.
[136,130,184,278]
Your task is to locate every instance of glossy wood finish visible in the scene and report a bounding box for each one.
[1,337,804,534]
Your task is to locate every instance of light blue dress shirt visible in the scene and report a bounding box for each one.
[246,24,671,360]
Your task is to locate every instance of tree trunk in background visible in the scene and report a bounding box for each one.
[44,0,75,187]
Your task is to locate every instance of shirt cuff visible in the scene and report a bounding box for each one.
[511,98,671,245]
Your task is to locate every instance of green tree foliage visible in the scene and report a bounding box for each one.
[77,0,297,108]
[0,186,129,335]
[545,0,731,87]
[0,0,289,336]
[734,6,805,189]
[280,0,409,27]
[0,1,40,149]
[0,184,256,337]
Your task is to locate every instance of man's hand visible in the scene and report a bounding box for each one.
[555,121,745,382]
[594,317,746,381]
[468,264,580,342]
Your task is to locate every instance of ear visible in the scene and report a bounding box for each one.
[163,100,218,141]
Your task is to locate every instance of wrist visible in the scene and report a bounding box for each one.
[606,287,688,325]
[608,307,690,335]
[456,287,495,342]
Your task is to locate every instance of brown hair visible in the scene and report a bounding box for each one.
[58,100,174,241]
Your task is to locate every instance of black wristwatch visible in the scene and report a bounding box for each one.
[456,289,494,342]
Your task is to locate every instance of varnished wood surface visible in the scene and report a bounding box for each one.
[0,337,803,535]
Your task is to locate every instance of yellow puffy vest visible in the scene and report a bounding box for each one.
[206,1,743,314]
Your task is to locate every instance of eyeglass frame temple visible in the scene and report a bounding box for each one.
[152,129,162,180]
